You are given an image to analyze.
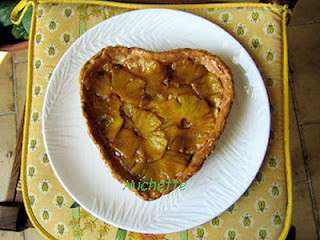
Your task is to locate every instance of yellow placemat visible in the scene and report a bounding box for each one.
[13,1,291,239]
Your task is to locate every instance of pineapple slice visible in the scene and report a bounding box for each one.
[159,150,190,178]
[171,58,206,84]
[169,134,185,153]
[143,150,191,182]
[185,116,216,152]
[163,125,180,146]
[130,151,190,183]
[104,116,123,142]
[113,128,141,159]
[165,85,195,99]
[124,56,165,80]
[122,104,162,137]
[187,113,216,153]
[192,72,223,105]
[92,72,112,98]
[155,95,216,154]
[84,71,112,98]
[133,147,146,164]
[145,77,165,97]
[111,67,145,106]
[122,104,167,161]
[123,116,135,129]
[103,95,124,141]
[170,113,216,154]
[113,128,141,170]
[148,95,211,127]
[123,56,166,96]
[142,130,168,161]
[87,94,109,117]
[129,162,146,178]
[209,95,223,114]
[106,94,123,116]
[142,166,168,183]
[121,103,135,118]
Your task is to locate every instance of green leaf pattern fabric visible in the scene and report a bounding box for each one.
[24,3,288,240]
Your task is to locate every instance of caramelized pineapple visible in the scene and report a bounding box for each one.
[111,67,145,106]
[130,161,166,183]
[149,95,210,127]
[122,104,162,137]
[183,113,216,152]
[209,95,223,111]
[171,113,216,154]
[142,165,168,183]
[122,104,167,161]
[113,128,140,159]
[92,72,112,98]
[129,162,145,177]
[143,150,191,182]
[151,94,216,154]
[162,125,180,146]
[103,95,123,141]
[123,115,135,129]
[130,150,190,183]
[107,95,122,115]
[104,116,123,142]
[87,94,109,117]
[159,150,190,178]
[123,56,166,96]
[133,147,146,163]
[165,85,195,99]
[192,72,223,105]
[171,58,206,84]
[84,71,111,97]
[142,130,167,161]
[121,103,135,118]
[124,56,165,80]
[169,134,185,153]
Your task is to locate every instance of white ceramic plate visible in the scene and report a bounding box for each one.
[43,9,270,234]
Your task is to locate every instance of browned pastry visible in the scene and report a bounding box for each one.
[80,46,233,200]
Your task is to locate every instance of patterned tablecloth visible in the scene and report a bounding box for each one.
[16,1,291,239]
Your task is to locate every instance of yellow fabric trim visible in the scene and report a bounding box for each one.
[10,0,33,25]
[278,8,293,240]
[38,0,288,16]
[19,1,292,239]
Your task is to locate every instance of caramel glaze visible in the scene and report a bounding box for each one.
[80,47,233,200]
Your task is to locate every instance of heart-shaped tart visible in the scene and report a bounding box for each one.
[80,46,233,200]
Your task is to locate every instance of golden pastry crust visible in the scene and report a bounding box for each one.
[80,46,233,200]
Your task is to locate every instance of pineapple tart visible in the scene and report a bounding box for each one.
[80,46,233,200]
